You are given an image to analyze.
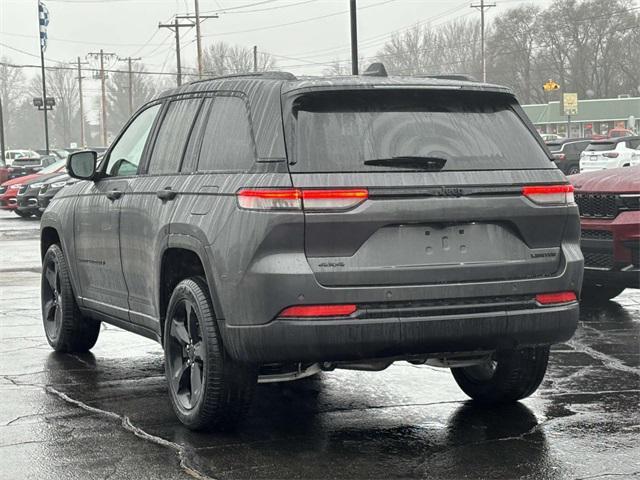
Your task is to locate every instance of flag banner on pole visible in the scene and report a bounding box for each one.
[39,1,49,52]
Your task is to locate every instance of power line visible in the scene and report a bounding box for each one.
[201,0,400,38]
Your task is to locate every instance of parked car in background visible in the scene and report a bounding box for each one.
[546,138,591,175]
[35,149,70,160]
[40,73,581,431]
[38,173,78,212]
[580,137,640,172]
[0,157,8,184]
[0,160,66,216]
[608,128,635,138]
[4,149,40,166]
[8,155,58,179]
[541,133,564,142]
[16,171,70,218]
[571,166,640,302]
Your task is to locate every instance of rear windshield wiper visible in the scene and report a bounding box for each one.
[363,156,447,171]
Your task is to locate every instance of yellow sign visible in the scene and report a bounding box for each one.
[563,93,578,116]
[543,80,560,92]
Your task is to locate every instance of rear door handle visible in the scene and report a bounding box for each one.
[157,187,177,201]
[106,189,123,201]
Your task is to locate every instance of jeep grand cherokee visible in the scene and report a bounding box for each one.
[40,71,582,431]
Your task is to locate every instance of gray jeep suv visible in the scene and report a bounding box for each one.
[40,71,583,431]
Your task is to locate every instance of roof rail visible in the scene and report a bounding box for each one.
[188,71,297,86]
[414,74,477,82]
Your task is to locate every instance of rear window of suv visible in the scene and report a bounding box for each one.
[289,90,551,172]
[586,142,617,152]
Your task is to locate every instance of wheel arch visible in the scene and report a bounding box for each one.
[41,226,61,260]
[159,235,224,342]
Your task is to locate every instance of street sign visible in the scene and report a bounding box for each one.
[562,93,578,116]
[543,80,560,92]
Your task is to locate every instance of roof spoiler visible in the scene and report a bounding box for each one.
[362,63,388,77]
[414,74,477,82]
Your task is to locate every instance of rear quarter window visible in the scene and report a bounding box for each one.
[148,98,203,174]
[196,96,256,172]
[586,142,617,152]
[288,90,552,172]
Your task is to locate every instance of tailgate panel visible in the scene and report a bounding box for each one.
[307,222,560,286]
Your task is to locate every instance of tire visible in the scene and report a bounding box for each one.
[15,210,31,218]
[581,284,625,303]
[163,277,257,431]
[567,165,580,175]
[451,346,549,404]
[41,244,100,352]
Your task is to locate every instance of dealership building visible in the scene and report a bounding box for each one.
[522,96,639,138]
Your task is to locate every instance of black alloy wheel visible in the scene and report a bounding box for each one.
[166,299,205,411]
[42,253,63,342]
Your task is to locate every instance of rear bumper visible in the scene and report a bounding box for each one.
[220,301,579,363]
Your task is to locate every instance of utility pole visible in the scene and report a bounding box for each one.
[38,3,50,154]
[471,0,495,82]
[160,12,217,83]
[119,56,141,116]
[349,0,358,75]
[253,45,258,72]
[159,17,185,86]
[194,0,203,77]
[75,57,88,147]
[0,96,5,163]
[87,49,116,147]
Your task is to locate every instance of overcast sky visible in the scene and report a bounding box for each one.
[1,0,554,120]
[1,0,556,75]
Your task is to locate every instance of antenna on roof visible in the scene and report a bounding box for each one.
[362,63,388,77]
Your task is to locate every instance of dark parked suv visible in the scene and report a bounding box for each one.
[546,138,591,175]
[40,71,583,431]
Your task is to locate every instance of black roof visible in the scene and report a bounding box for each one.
[157,70,512,100]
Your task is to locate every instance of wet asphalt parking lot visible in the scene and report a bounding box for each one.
[0,209,638,480]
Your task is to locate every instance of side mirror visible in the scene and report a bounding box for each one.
[67,151,98,180]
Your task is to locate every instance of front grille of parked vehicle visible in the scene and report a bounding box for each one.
[581,229,613,240]
[18,185,28,195]
[575,193,619,218]
[584,252,614,269]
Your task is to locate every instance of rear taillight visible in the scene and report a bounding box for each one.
[237,188,368,211]
[553,153,566,161]
[522,184,574,205]
[236,189,301,210]
[535,292,577,305]
[603,152,619,158]
[278,304,357,318]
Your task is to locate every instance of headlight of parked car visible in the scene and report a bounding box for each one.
[30,183,44,190]
[51,181,67,188]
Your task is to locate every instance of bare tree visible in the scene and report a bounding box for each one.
[376,19,481,78]
[107,62,158,136]
[0,59,30,148]
[201,41,277,77]
[27,67,79,148]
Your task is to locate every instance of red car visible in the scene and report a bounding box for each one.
[0,160,66,216]
[571,166,640,302]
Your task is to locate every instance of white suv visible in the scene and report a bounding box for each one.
[580,137,640,172]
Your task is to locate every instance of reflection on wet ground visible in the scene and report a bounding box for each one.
[1,212,638,479]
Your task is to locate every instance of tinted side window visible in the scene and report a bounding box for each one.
[148,98,203,175]
[106,104,161,177]
[197,96,255,172]
[628,139,640,149]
